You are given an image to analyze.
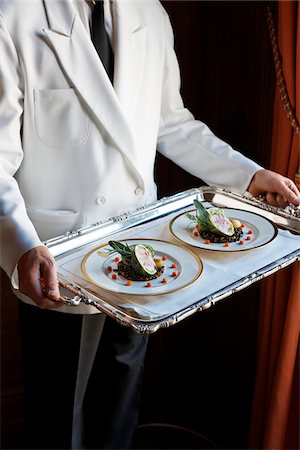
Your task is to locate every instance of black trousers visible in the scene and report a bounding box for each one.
[19,301,148,450]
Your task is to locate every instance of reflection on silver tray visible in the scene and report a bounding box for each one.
[81,238,203,295]
[169,208,278,252]
[49,187,299,333]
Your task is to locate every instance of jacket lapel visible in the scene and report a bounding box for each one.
[42,0,146,186]
[112,1,147,121]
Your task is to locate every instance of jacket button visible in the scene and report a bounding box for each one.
[96,196,106,205]
[134,187,144,196]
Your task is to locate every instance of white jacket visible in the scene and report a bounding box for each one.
[0,0,261,281]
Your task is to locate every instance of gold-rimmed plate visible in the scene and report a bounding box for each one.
[81,238,203,295]
[169,208,278,252]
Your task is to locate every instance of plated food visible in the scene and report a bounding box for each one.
[107,240,165,281]
[169,201,278,252]
[186,199,244,244]
[81,238,203,295]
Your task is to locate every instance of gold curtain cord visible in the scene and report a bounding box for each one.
[267,5,300,135]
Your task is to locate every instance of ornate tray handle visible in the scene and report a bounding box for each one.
[46,187,300,333]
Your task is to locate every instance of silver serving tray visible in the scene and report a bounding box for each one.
[46,187,300,333]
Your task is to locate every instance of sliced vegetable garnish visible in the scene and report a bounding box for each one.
[108,241,156,276]
[189,200,235,237]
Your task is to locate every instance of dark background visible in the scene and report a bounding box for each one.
[1,1,276,449]
[155,0,275,196]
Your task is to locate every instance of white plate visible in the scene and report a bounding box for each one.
[81,238,203,295]
[169,208,278,252]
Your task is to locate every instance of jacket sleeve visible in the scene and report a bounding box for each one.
[157,11,262,193]
[0,15,42,278]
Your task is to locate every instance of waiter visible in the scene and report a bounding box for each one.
[1,1,299,449]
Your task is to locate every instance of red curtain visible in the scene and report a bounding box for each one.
[249,2,300,449]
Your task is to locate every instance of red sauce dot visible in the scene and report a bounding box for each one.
[162,278,168,284]
[205,239,211,244]
[162,256,167,261]
[246,236,251,241]
[171,263,177,268]
[248,230,253,234]
[193,231,199,236]
[146,282,152,288]
[239,240,244,245]
[107,266,112,272]
[224,242,229,247]
[171,272,177,277]
[112,274,117,279]
[114,257,120,262]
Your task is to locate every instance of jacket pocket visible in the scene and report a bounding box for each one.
[34,88,90,149]
[27,208,85,241]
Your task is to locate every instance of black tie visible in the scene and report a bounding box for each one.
[91,1,114,82]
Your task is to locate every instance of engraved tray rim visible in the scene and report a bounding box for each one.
[45,186,300,333]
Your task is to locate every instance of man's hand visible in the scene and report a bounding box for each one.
[18,246,64,309]
[247,169,300,207]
